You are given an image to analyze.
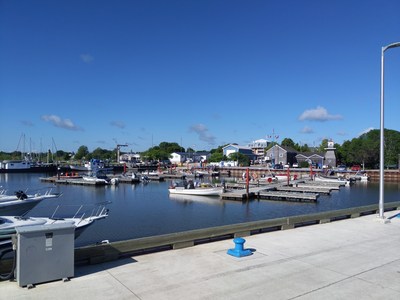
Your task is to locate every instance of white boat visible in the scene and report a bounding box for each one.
[272,174,291,181]
[70,159,110,172]
[314,175,352,186]
[351,171,370,182]
[168,186,224,196]
[82,169,119,185]
[142,170,164,176]
[168,181,224,196]
[0,204,109,279]
[0,206,108,241]
[0,190,62,216]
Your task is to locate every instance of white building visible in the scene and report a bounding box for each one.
[247,139,271,157]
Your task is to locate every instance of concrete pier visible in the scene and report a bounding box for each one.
[2,210,400,299]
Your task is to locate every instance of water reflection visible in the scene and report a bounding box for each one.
[169,194,224,206]
[1,173,399,247]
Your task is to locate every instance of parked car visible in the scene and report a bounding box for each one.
[351,165,361,171]
[273,164,283,169]
[337,165,347,171]
[292,163,299,168]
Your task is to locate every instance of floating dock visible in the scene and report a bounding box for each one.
[220,180,345,202]
[258,191,319,202]
[276,186,331,195]
[40,177,107,186]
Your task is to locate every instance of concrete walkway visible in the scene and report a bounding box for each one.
[2,210,400,299]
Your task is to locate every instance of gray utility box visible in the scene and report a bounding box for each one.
[15,223,75,287]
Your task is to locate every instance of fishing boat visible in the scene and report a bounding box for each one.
[168,180,224,196]
[313,174,353,186]
[0,204,109,280]
[0,205,108,242]
[82,169,119,185]
[70,159,111,172]
[0,189,62,216]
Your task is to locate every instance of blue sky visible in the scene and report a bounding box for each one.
[1,0,399,154]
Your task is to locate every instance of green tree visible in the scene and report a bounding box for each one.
[141,142,183,162]
[228,152,250,166]
[208,145,225,162]
[299,144,310,152]
[91,147,114,161]
[281,138,296,149]
[74,146,89,160]
[209,151,225,162]
[318,139,329,152]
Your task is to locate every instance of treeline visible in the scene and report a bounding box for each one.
[0,129,399,168]
[280,129,400,168]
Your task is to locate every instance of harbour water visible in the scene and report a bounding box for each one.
[1,173,399,247]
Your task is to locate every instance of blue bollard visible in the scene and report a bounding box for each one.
[227,237,253,257]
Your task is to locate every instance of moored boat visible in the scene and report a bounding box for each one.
[168,180,224,196]
[0,204,109,280]
[313,174,353,186]
[0,189,62,216]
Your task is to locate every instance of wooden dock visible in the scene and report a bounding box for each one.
[219,179,345,202]
[40,177,107,186]
[258,191,319,202]
[276,186,331,195]
[292,181,342,190]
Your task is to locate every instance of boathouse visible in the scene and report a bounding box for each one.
[295,152,325,168]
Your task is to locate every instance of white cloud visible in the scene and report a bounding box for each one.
[299,106,342,122]
[41,115,82,131]
[80,54,94,63]
[300,126,314,134]
[189,124,216,145]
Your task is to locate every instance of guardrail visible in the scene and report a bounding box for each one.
[75,201,400,265]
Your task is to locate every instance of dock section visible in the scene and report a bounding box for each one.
[221,180,345,202]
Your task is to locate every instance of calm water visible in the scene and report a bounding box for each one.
[1,173,399,247]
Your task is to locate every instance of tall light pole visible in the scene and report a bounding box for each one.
[379,42,400,219]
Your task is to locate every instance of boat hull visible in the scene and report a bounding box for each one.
[168,187,223,196]
[314,176,351,186]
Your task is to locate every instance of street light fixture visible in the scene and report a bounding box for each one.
[379,41,400,220]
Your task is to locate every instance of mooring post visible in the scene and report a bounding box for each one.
[227,237,253,257]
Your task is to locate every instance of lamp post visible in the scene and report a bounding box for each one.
[379,42,400,219]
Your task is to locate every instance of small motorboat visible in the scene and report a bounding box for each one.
[313,174,353,186]
[168,180,224,196]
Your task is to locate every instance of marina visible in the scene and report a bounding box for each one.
[0,172,399,249]
[39,172,341,202]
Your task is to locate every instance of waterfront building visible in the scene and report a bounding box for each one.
[247,139,271,159]
[265,145,298,166]
[295,152,325,168]
[170,152,210,165]
[222,144,255,161]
